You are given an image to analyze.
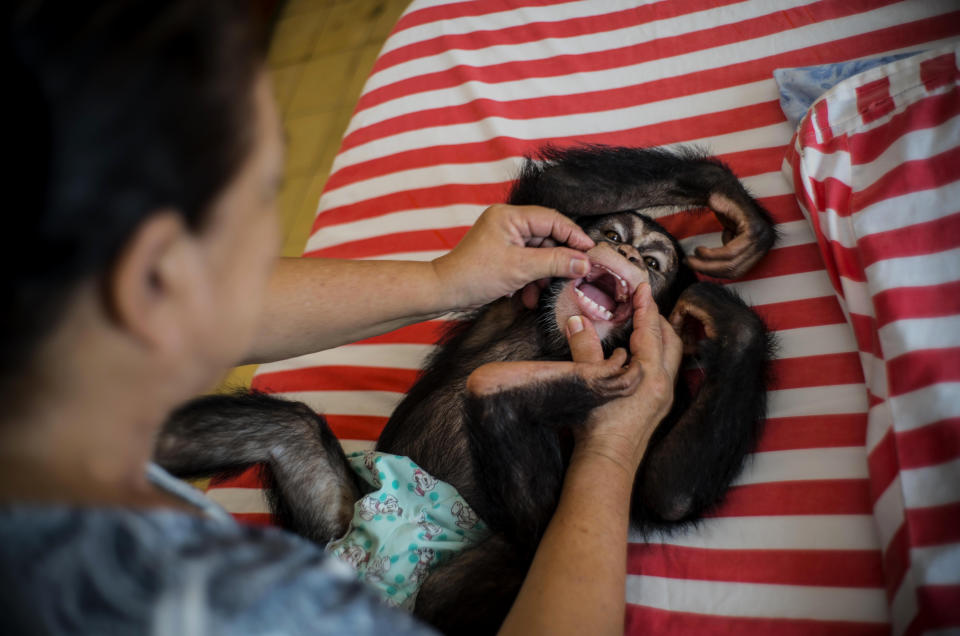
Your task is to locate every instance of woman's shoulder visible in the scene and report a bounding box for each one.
[0,505,436,635]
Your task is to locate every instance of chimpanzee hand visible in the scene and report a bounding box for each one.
[685,193,777,278]
[432,204,595,311]
[569,283,683,475]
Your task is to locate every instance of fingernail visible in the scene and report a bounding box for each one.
[567,315,584,335]
[571,258,590,277]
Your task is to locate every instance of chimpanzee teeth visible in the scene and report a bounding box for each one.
[574,288,614,321]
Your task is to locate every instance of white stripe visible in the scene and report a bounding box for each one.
[837,276,874,319]
[766,384,868,419]
[727,270,837,306]
[879,316,960,360]
[321,158,520,212]
[632,514,881,551]
[340,439,376,454]
[814,180,960,250]
[257,344,435,374]
[381,0,645,55]
[369,0,819,92]
[773,323,858,359]
[205,488,271,514]
[338,83,787,177]
[852,111,960,190]
[362,250,446,261]
[901,457,960,508]
[873,473,906,550]
[272,390,404,418]
[865,247,960,291]
[307,204,485,252]
[866,399,895,456]
[733,446,868,486]
[356,1,951,134]
[625,575,887,622]
[889,382,960,432]
[912,543,960,585]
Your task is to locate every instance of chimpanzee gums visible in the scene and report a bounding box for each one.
[155,145,776,634]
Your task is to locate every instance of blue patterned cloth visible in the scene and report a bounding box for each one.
[0,464,437,635]
[773,52,922,127]
[328,452,488,610]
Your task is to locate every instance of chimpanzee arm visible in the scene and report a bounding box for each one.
[154,391,360,544]
[463,376,603,555]
[632,282,772,525]
[508,145,777,278]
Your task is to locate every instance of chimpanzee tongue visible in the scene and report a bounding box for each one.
[578,282,615,311]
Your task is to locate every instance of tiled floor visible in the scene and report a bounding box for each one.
[217,0,410,391]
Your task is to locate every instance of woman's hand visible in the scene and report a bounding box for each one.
[431,204,595,311]
[567,283,684,475]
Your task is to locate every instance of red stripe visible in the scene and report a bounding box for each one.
[920,52,960,92]
[906,501,960,547]
[326,414,387,441]
[354,320,458,345]
[848,312,880,358]
[848,84,960,164]
[867,426,900,504]
[375,0,746,74]
[209,464,265,488]
[312,182,509,232]
[873,280,960,327]
[333,102,787,192]
[887,347,960,397]
[253,365,419,394]
[625,605,888,636]
[768,352,865,390]
[753,296,848,331]
[305,226,468,259]
[898,418,960,471]
[708,480,872,517]
[357,0,916,114]
[884,521,910,602]
[852,146,960,215]
[854,211,960,268]
[856,77,894,125]
[755,414,867,453]
[916,584,960,629]
[230,512,277,527]
[627,543,884,587]
[392,0,587,34]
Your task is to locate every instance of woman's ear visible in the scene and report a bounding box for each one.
[106,210,205,354]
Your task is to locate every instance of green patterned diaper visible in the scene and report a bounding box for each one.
[327,451,488,609]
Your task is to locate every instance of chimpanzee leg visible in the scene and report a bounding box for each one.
[154,391,360,544]
[632,282,772,526]
[414,534,528,636]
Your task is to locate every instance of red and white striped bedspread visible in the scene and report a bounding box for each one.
[208,1,960,633]
[786,45,960,636]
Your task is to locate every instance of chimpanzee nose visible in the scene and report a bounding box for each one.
[617,244,641,266]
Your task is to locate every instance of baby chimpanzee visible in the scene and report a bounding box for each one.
[155,145,776,635]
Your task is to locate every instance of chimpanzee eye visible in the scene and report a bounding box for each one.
[644,256,660,271]
[604,230,621,242]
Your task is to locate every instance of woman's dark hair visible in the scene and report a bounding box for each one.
[5,1,265,392]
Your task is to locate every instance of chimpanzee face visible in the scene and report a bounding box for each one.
[543,212,681,346]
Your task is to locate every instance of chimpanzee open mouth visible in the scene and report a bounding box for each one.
[572,263,634,324]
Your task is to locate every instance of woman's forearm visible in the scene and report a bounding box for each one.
[243,258,452,364]
[498,449,641,636]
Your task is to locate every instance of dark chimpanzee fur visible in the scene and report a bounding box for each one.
[154,145,777,635]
